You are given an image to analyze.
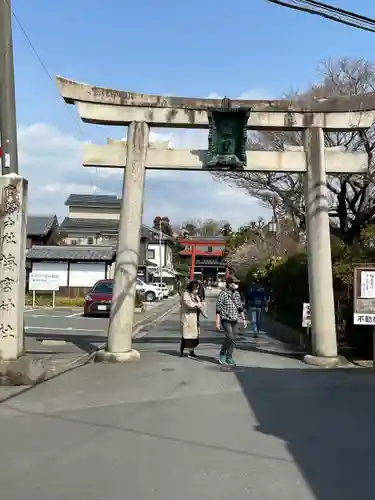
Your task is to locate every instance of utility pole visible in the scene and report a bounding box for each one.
[0,0,19,175]
[158,219,163,288]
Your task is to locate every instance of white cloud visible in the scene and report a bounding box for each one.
[18,88,272,226]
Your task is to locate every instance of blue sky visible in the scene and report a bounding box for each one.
[11,0,375,226]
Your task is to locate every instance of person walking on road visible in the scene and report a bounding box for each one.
[246,278,267,337]
[216,276,247,366]
[180,280,205,360]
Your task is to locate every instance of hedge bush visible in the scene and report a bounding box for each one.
[25,294,85,307]
[26,290,145,310]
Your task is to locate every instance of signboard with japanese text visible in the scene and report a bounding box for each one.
[353,265,375,325]
[29,273,59,292]
[302,303,311,328]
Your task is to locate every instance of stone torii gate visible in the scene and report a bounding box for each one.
[57,76,373,367]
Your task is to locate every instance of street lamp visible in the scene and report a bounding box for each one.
[268,218,277,234]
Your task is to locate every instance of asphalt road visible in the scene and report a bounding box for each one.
[2,299,375,499]
[23,298,177,357]
[24,308,108,336]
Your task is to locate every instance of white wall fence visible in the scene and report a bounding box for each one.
[30,262,109,291]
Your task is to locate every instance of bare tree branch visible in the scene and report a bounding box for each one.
[213,58,375,245]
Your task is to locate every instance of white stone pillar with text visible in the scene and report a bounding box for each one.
[304,127,338,365]
[0,174,27,361]
[98,121,149,362]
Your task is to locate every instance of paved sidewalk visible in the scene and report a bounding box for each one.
[1,299,375,499]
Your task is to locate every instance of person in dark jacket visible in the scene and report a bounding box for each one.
[246,279,267,337]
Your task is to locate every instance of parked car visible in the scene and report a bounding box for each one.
[136,278,163,302]
[152,282,170,298]
[84,278,162,317]
[84,279,113,316]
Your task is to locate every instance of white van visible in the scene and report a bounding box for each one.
[152,282,170,298]
[136,278,163,302]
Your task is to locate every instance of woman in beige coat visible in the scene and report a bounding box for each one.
[180,280,203,359]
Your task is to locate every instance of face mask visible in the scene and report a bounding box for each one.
[229,283,239,291]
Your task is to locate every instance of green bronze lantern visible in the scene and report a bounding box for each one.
[205,97,250,170]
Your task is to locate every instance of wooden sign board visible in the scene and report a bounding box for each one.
[353,265,375,325]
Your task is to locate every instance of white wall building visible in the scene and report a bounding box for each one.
[26,246,115,294]
[58,194,177,281]
[147,240,174,270]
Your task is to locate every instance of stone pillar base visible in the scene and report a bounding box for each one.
[95,349,140,363]
[303,354,340,368]
[0,355,46,386]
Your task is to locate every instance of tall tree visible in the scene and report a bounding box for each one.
[180,221,198,237]
[220,223,233,237]
[213,58,375,245]
[153,216,174,237]
[181,218,230,237]
[225,219,303,280]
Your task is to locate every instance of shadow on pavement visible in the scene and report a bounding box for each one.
[237,342,303,361]
[26,332,105,355]
[158,349,218,364]
[235,365,375,500]
[138,331,302,361]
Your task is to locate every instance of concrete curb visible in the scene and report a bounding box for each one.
[263,315,356,368]
[133,301,180,339]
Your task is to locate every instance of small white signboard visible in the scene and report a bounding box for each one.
[29,273,60,292]
[302,302,311,328]
[361,271,375,298]
[353,313,375,325]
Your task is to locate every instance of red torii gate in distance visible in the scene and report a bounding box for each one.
[177,236,229,281]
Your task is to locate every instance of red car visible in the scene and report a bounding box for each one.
[84,279,113,317]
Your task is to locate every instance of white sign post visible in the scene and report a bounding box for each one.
[29,273,60,308]
[302,302,311,350]
[353,267,375,371]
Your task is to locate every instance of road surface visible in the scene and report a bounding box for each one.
[0,298,374,499]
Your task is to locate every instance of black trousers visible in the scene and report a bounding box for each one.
[180,337,199,355]
[220,320,238,358]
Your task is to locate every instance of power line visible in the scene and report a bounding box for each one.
[2,0,105,191]
[295,0,375,23]
[266,0,375,32]
[3,0,87,139]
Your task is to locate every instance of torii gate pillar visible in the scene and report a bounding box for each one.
[304,127,338,365]
[96,122,149,363]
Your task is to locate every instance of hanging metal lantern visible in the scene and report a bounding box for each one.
[205,97,250,171]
